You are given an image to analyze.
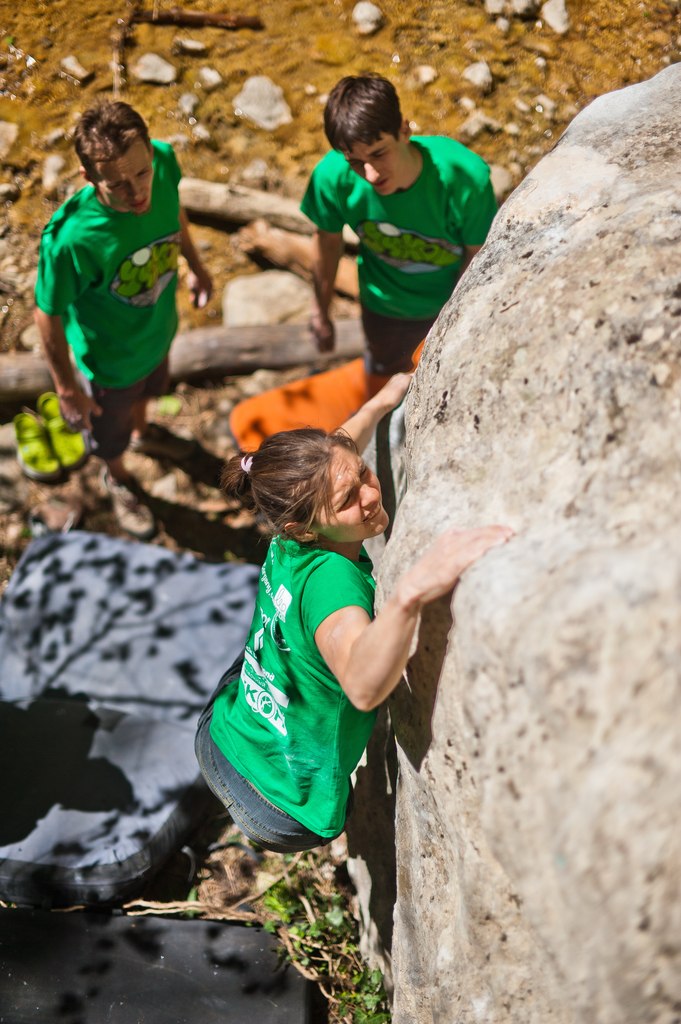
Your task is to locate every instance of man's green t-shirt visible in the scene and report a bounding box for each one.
[34,141,182,389]
[301,135,497,319]
[210,537,378,838]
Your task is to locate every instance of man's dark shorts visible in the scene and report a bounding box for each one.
[361,306,437,376]
[82,358,170,462]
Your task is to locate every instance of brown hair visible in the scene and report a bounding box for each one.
[74,101,151,180]
[222,428,359,542]
[323,74,403,153]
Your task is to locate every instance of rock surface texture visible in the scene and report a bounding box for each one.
[358,64,681,1023]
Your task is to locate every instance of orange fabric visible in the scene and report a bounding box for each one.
[229,341,425,452]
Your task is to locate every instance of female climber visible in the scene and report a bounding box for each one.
[195,374,512,852]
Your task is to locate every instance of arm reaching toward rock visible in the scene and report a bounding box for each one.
[315,524,514,711]
[341,372,412,452]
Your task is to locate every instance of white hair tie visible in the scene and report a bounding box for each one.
[240,455,253,474]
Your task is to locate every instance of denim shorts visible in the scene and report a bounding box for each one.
[195,656,340,853]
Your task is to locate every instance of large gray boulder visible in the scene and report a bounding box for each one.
[359,63,681,1023]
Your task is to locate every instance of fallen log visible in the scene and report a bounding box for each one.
[0,320,364,402]
[169,318,364,379]
[133,9,263,30]
[179,179,359,246]
[238,219,359,298]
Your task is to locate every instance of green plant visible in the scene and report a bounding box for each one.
[259,853,391,1024]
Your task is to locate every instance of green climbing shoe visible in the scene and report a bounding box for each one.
[13,411,62,482]
[36,392,90,471]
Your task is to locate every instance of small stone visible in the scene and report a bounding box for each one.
[413,64,438,87]
[496,16,511,32]
[541,0,570,34]
[458,111,502,142]
[511,0,540,15]
[484,0,506,13]
[0,121,19,161]
[534,93,557,117]
[304,83,318,96]
[191,123,212,144]
[42,154,66,198]
[459,96,477,113]
[504,122,521,136]
[462,61,494,94]
[60,54,93,84]
[163,133,191,151]
[352,1,385,36]
[172,37,209,56]
[151,472,179,501]
[0,182,20,202]
[131,53,177,85]
[515,98,532,113]
[20,322,41,351]
[240,158,270,187]
[490,164,514,201]
[198,66,222,92]
[44,128,65,146]
[233,76,292,131]
[178,92,200,117]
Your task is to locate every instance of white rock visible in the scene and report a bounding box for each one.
[413,64,438,87]
[541,0,570,34]
[484,0,506,13]
[173,37,208,56]
[198,66,222,92]
[178,92,200,117]
[191,124,212,144]
[489,162,514,200]
[0,121,18,160]
[462,61,494,94]
[511,0,540,15]
[60,54,93,84]
[239,158,270,187]
[0,182,20,202]
[352,1,385,36]
[223,270,312,327]
[42,155,66,198]
[20,322,41,351]
[496,15,511,32]
[131,53,177,85]
[459,96,477,113]
[458,111,502,142]
[534,92,557,117]
[233,76,292,131]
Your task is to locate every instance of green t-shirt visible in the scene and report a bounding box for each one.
[210,537,378,838]
[34,141,182,389]
[301,135,497,319]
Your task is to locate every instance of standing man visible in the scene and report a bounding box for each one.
[34,100,213,538]
[301,74,497,394]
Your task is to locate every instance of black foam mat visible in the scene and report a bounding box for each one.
[0,908,309,1024]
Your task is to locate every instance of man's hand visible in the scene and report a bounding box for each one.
[309,310,336,352]
[188,266,213,309]
[58,386,102,432]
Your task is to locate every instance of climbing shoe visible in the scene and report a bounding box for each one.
[101,469,156,541]
[36,392,90,471]
[13,411,62,482]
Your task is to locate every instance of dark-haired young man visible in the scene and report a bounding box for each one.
[34,100,212,538]
[301,74,497,393]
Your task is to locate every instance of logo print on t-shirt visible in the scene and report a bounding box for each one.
[110,231,181,307]
[357,221,461,274]
[241,649,290,736]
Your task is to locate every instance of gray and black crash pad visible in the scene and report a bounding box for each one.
[0,908,309,1023]
[0,531,260,907]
